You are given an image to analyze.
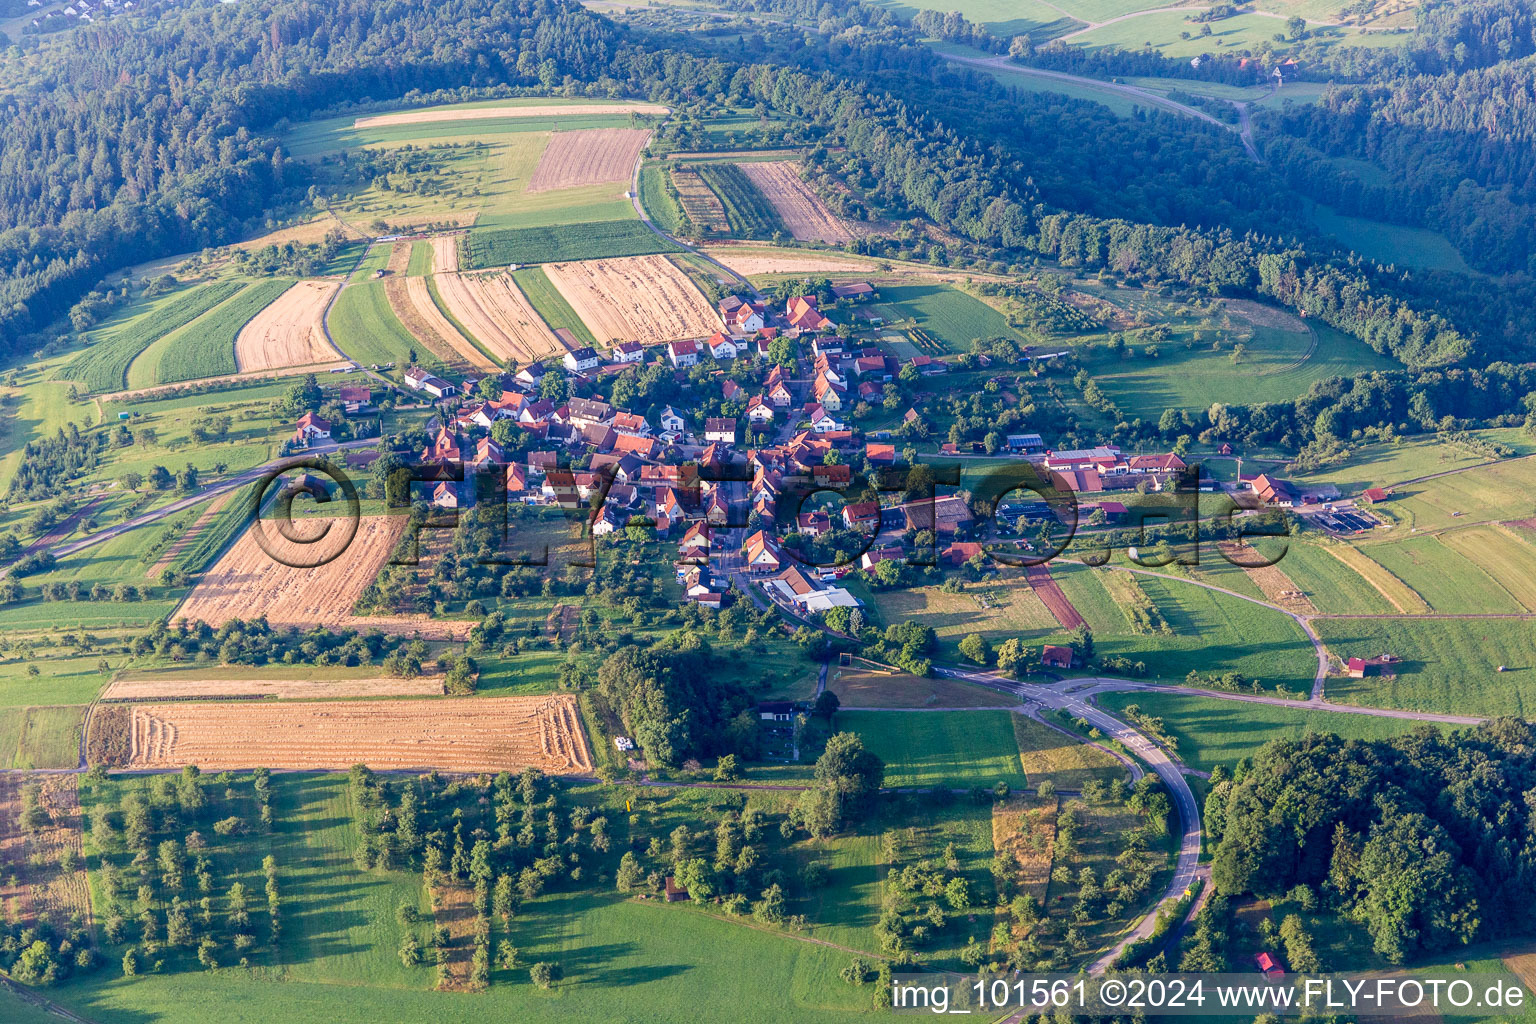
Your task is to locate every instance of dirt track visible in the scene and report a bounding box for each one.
[433,271,563,363]
[543,255,720,345]
[234,280,342,372]
[738,162,858,243]
[355,104,667,129]
[529,128,651,192]
[124,695,593,774]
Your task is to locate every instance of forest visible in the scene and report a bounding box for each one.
[1204,721,1536,963]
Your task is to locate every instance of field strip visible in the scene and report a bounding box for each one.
[1439,524,1536,612]
[736,161,858,243]
[97,360,354,403]
[671,166,730,233]
[700,246,878,276]
[528,127,651,192]
[103,675,445,701]
[542,255,721,345]
[386,276,497,370]
[1218,540,1317,615]
[233,280,342,372]
[120,695,593,774]
[145,491,232,579]
[354,103,667,129]
[433,270,563,362]
[1025,565,1085,631]
[430,234,459,273]
[175,515,472,640]
[1323,545,1429,614]
[385,240,412,274]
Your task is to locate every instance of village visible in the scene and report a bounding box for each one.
[278,279,1396,640]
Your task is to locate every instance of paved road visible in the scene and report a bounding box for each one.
[938,51,1266,164]
[930,664,1203,972]
[37,438,379,564]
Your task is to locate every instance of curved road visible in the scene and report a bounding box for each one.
[938,51,1269,162]
[931,664,1203,971]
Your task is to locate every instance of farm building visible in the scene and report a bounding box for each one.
[1361,487,1390,503]
[1346,654,1398,678]
[1041,645,1075,670]
[1254,952,1285,978]
[663,877,691,902]
[784,295,831,333]
[831,282,875,299]
[764,565,858,612]
[1250,474,1298,507]
[1007,433,1045,453]
[900,495,974,537]
[339,385,372,412]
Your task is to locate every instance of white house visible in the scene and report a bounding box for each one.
[659,405,687,433]
[667,339,700,367]
[291,411,332,448]
[704,417,737,444]
[404,365,456,398]
[562,346,601,373]
[610,341,644,364]
[707,333,739,360]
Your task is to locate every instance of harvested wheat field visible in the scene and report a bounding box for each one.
[528,128,651,192]
[544,255,719,345]
[672,167,730,234]
[434,270,563,363]
[386,276,497,370]
[103,675,445,701]
[701,246,876,277]
[737,162,858,243]
[234,280,342,372]
[1219,541,1318,615]
[123,695,593,774]
[431,234,459,273]
[355,103,667,129]
[176,515,470,639]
